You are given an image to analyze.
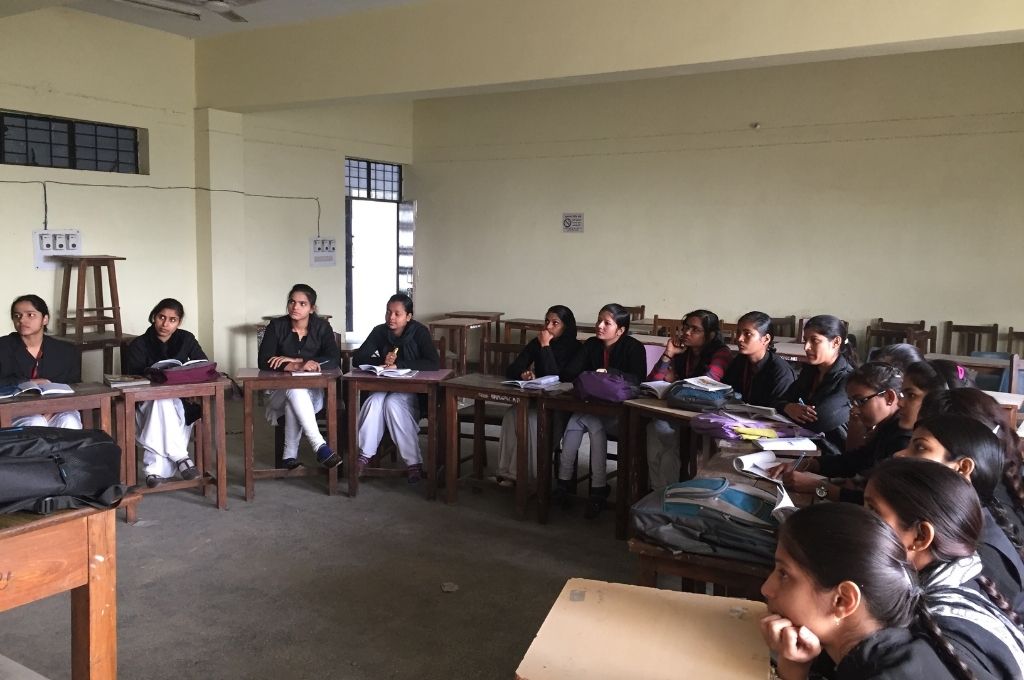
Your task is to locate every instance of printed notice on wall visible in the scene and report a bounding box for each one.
[562,213,584,233]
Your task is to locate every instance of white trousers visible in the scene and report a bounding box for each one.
[647,418,682,490]
[559,413,618,488]
[136,398,193,478]
[13,411,83,429]
[496,406,538,481]
[357,392,421,466]
[265,388,325,459]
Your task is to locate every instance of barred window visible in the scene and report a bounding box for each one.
[1,111,139,173]
[345,157,401,201]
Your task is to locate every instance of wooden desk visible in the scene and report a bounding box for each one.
[515,578,770,680]
[625,398,702,506]
[428,318,491,375]
[343,368,453,499]
[537,391,631,538]
[984,390,1024,431]
[115,378,230,523]
[444,310,504,342]
[0,495,139,680]
[442,373,546,518]
[236,368,342,500]
[0,382,115,433]
[502,318,545,344]
[628,538,770,599]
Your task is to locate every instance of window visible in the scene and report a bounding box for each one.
[345,158,401,201]
[1,111,140,173]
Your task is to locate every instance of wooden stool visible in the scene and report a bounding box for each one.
[52,255,127,373]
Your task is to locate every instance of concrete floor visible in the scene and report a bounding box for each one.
[0,401,637,680]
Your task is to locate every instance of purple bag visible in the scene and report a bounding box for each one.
[690,413,817,440]
[573,371,636,403]
[149,360,218,385]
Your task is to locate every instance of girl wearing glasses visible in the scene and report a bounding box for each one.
[721,311,796,407]
[774,362,910,502]
[646,309,732,489]
[774,315,857,453]
[0,294,81,428]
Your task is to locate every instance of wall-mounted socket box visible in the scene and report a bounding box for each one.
[310,237,337,267]
[33,229,82,269]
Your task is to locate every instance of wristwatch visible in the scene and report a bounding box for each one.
[815,483,829,501]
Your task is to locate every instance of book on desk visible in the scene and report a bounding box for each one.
[0,381,74,399]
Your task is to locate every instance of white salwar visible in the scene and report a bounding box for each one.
[265,388,325,461]
[136,398,193,478]
[13,411,83,429]
[496,407,538,482]
[357,392,421,466]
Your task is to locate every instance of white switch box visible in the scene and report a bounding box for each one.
[309,238,337,268]
[33,229,82,269]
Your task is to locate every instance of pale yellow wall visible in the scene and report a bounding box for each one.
[408,44,1024,342]
[195,0,1024,111]
[240,101,413,362]
[0,8,197,378]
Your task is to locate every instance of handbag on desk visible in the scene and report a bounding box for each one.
[148,360,218,385]
[573,370,637,403]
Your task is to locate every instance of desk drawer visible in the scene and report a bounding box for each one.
[0,518,88,612]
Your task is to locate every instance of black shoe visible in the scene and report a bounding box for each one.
[145,474,164,489]
[281,457,302,470]
[176,458,200,481]
[552,479,574,511]
[584,486,610,520]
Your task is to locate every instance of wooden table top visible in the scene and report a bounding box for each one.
[342,368,453,383]
[985,390,1024,408]
[624,397,702,419]
[445,311,504,318]
[428,318,487,328]
[443,372,567,394]
[926,353,1012,369]
[0,381,116,405]
[235,367,343,381]
[114,376,231,395]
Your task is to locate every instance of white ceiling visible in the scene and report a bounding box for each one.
[3,0,424,38]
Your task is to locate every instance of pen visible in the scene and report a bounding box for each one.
[798,398,806,406]
[792,451,806,472]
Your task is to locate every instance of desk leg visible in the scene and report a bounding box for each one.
[626,409,646,541]
[445,389,459,504]
[326,381,338,495]
[459,328,468,375]
[426,384,438,501]
[122,396,138,525]
[537,405,552,524]
[99,399,111,437]
[347,382,359,498]
[215,387,227,510]
[200,395,213,499]
[71,511,117,680]
[514,400,528,518]
[473,400,485,482]
[614,411,630,541]
[243,386,255,502]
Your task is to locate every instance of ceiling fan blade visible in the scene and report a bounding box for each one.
[108,0,200,20]
[215,8,248,22]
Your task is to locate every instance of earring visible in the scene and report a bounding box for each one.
[834,616,841,627]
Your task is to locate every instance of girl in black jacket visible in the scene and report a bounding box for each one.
[557,303,646,519]
[125,298,209,487]
[495,305,580,486]
[258,284,341,469]
[774,315,856,454]
[721,311,795,407]
[351,293,439,483]
[0,294,81,428]
[762,502,989,680]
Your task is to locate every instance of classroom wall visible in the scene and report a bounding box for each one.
[407,44,1024,341]
[0,8,198,378]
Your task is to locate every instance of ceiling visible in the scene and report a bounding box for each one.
[2,0,424,38]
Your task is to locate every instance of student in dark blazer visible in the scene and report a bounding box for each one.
[494,305,581,486]
[0,294,81,428]
[774,315,856,454]
[721,311,795,407]
[557,303,646,519]
[258,283,340,469]
[125,298,208,487]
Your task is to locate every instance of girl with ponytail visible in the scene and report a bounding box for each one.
[867,458,1024,680]
[721,311,796,407]
[897,413,1024,610]
[761,503,984,679]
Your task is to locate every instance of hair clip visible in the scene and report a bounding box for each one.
[993,425,1001,435]
[956,365,965,380]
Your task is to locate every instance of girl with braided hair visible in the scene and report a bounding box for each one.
[896,413,1024,611]
[866,457,1024,679]
[761,502,990,679]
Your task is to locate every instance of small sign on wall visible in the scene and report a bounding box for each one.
[310,238,337,267]
[562,213,584,233]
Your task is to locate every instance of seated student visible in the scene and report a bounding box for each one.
[866,458,1024,678]
[258,283,340,469]
[557,303,646,519]
[896,414,1024,609]
[774,315,856,454]
[494,305,581,487]
[721,311,795,407]
[918,387,1024,532]
[774,362,909,503]
[0,294,81,428]
[761,502,986,680]
[352,293,439,483]
[124,298,207,487]
[646,309,732,490]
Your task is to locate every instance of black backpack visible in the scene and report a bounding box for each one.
[0,427,125,514]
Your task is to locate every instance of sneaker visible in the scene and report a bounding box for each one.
[316,443,341,469]
[176,458,200,481]
[407,464,423,484]
[281,457,302,470]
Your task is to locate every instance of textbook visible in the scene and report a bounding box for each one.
[682,376,732,392]
[637,380,675,399]
[358,364,417,378]
[151,358,211,370]
[755,437,819,453]
[0,381,75,399]
[104,374,150,388]
[501,374,560,390]
[722,402,777,418]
